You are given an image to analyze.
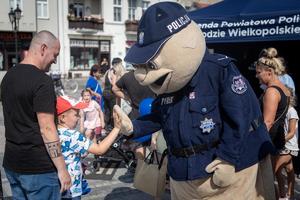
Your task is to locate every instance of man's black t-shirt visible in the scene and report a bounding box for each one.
[116,70,155,119]
[1,64,56,174]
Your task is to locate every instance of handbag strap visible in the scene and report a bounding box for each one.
[158,149,168,170]
[273,98,289,125]
[266,86,290,125]
[94,83,99,93]
[145,150,159,164]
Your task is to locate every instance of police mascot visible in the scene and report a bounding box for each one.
[114,2,276,200]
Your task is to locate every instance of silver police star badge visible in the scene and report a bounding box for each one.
[231,75,247,94]
[200,118,215,133]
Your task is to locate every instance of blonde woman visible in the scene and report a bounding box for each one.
[276,88,298,199]
[255,47,291,199]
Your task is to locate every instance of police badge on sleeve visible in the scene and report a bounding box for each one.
[231,75,247,94]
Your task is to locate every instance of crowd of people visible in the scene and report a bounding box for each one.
[0,29,298,200]
[0,30,160,199]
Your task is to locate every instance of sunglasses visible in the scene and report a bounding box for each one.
[255,60,275,69]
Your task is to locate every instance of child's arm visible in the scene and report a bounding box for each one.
[79,109,85,134]
[285,118,298,142]
[88,109,121,155]
[87,87,101,100]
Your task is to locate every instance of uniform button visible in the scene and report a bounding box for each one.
[201,107,207,112]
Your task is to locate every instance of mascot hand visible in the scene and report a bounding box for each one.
[205,158,236,187]
[113,105,133,136]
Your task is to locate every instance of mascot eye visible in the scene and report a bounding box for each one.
[133,61,158,70]
[147,61,158,70]
[133,64,146,69]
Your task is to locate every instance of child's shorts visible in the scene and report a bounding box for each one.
[279,148,298,157]
[94,126,102,135]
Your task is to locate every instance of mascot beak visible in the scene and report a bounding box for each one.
[134,67,173,86]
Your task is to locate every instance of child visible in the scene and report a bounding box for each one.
[276,89,299,200]
[82,89,105,143]
[56,95,121,199]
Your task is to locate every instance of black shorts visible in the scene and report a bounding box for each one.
[279,148,298,157]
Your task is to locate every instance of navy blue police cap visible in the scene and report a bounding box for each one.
[124,2,191,64]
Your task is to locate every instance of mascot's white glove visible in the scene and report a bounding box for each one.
[205,158,236,187]
[113,105,133,136]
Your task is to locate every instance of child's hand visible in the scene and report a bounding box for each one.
[113,109,122,130]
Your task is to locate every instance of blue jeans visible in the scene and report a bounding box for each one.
[5,168,60,200]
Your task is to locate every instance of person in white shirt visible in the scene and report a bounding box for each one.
[276,88,298,200]
[278,56,295,94]
[278,74,295,93]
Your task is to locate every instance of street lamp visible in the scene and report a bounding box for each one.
[8,4,22,63]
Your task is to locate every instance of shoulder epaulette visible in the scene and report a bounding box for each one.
[204,53,236,67]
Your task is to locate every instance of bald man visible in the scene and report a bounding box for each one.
[1,30,71,199]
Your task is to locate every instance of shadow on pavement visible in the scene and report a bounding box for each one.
[104,187,153,200]
[118,170,134,183]
[84,160,121,181]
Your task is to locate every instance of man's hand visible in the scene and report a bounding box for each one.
[113,105,133,135]
[205,158,236,187]
[57,168,71,193]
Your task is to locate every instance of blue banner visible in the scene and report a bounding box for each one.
[193,13,300,43]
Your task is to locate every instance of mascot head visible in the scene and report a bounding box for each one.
[125,2,206,95]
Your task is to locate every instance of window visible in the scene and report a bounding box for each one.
[100,41,110,52]
[9,0,23,13]
[113,0,122,22]
[70,40,98,70]
[142,1,150,14]
[114,0,121,5]
[128,0,137,20]
[37,0,48,18]
[70,40,110,70]
[73,3,84,18]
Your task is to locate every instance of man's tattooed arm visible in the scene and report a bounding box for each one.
[37,112,71,191]
[45,140,62,158]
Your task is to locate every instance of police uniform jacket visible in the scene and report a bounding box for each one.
[132,50,274,181]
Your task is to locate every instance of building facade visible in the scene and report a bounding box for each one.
[0,0,60,80]
[62,0,176,78]
[0,0,220,80]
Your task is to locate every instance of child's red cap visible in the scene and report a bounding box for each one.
[56,96,88,115]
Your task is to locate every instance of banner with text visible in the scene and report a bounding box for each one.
[196,13,300,43]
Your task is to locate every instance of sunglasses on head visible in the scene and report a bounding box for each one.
[255,60,275,69]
